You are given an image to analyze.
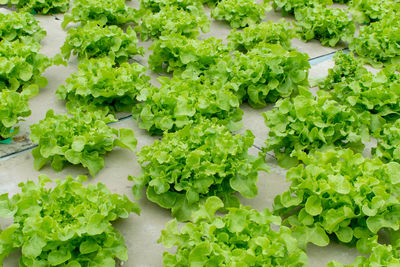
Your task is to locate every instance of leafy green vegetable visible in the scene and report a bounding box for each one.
[272,0,332,15]
[56,57,151,114]
[0,90,31,140]
[328,243,399,267]
[1,0,70,14]
[373,120,400,165]
[0,12,46,43]
[131,121,269,221]
[320,52,400,131]
[226,43,310,107]
[227,20,296,52]
[350,0,400,24]
[349,16,400,67]
[148,33,229,75]
[62,0,139,29]
[139,0,203,12]
[132,76,243,135]
[274,149,400,251]
[0,40,53,95]
[211,0,271,29]
[61,22,144,63]
[30,110,137,176]
[0,175,140,266]
[159,197,308,266]
[263,89,369,168]
[136,4,209,41]
[294,6,355,47]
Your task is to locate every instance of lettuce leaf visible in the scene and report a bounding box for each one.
[350,0,400,24]
[0,175,140,265]
[227,19,296,52]
[274,149,400,251]
[130,120,269,221]
[3,0,70,14]
[30,110,137,176]
[263,89,369,168]
[0,90,31,140]
[272,0,332,15]
[56,57,151,114]
[62,0,139,29]
[159,197,308,266]
[61,22,144,63]
[294,6,355,47]
[211,0,271,29]
[132,76,243,135]
[0,12,46,43]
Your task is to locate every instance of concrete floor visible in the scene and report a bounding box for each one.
[0,3,363,266]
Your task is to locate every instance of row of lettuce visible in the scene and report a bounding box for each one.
[0,0,399,266]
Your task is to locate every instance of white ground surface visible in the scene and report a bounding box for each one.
[0,3,363,266]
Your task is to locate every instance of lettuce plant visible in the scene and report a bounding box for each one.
[227,43,310,107]
[350,0,400,24]
[132,77,243,135]
[274,149,400,252]
[148,33,229,75]
[328,243,399,267]
[62,0,139,29]
[272,0,332,15]
[227,20,296,52]
[137,5,209,41]
[0,12,46,43]
[0,41,53,95]
[211,0,270,29]
[61,22,144,63]
[56,57,151,114]
[130,120,269,221]
[30,110,137,176]
[349,16,400,67]
[0,90,31,140]
[294,6,355,47]
[263,89,369,168]
[139,0,204,12]
[373,121,400,164]
[1,0,70,14]
[159,197,308,266]
[0,175,140,266]
[320,52,400,131]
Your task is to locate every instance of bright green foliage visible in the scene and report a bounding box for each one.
[140,0,203,12]
[159,197,308,266]
[30,110,137,176]
[131,122,269,221]
[148,34,229,75]
[320,52,400,131]
[328,243,399,267]
[132,77,243,135]
[0,90,31,140]
[274,149,400,251]
[227,20,296,52]
[0,41,53,95]
[137,5,209,41]
[56,57,151,114]
[211,0,271,29]
[0,175,140,266]
[62,0,139,29]
[61,22,144,63]
[227,43,310,107]
[0,12,46,43]
[350,0,400,24]
[349,16,400,67]
[272,0,332,15]
[1,0,70,14]
[294,6,355,47]
[263,89,369,168]
[373,120,400,164]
